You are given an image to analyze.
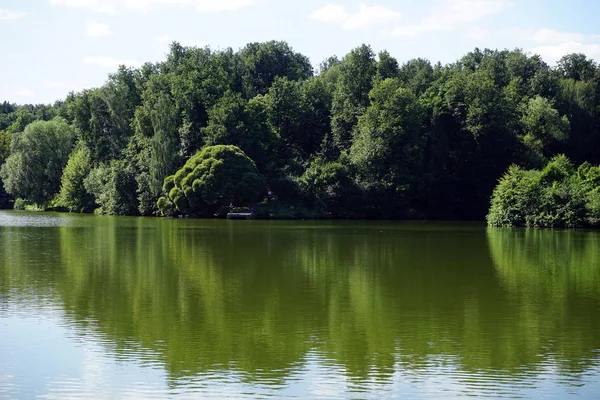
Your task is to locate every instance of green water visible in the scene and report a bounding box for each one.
[1,211,599,399]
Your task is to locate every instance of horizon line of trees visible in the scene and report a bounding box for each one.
[2,41,600,220]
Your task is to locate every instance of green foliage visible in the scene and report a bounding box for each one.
[375,50,399,82]
[300,156,361,217]
[158,145,266,216]
[488,155,596,228]
[0,130,12,208]
[0,118,75,207]
[56,146,94,212]
[487,165,540,227]
[331,44,377,151]
[13,198,27,210]
[557,53,596,81]
[202,91,276,173]
[520,96,569,164]
[6,43,600,220]
[398,58,434,95]
[263,77,331,163]
[5,108,36,134]
[350,78,424,216]
[84,159,138,215]
[239,41,313,98]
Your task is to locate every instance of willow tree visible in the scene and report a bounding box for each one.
[0,118,75,207]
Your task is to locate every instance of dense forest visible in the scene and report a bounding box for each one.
[1,41,600,221]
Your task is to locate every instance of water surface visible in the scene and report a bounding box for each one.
[1,211,599,398]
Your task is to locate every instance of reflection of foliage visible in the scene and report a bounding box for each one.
[488,227,600,373]
[2,216,600,386]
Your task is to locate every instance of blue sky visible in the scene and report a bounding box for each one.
[1,0,599,104]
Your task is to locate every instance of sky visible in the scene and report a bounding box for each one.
[1,0,600,104]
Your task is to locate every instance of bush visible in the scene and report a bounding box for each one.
[299,156,362,217]
[488,155,600,228]
[13,198,27,210]
[158,145,266,217]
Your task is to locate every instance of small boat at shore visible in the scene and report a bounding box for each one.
[227,212,254,220]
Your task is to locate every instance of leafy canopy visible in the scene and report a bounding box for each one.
[158,145,266,216]
[0,117,75,207]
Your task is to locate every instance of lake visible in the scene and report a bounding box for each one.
[1,211,599,399]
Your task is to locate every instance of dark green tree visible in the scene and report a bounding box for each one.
[350,78,424,216]
[300,156,361,217]
[239,41,313,98]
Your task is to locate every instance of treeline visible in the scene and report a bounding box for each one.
[2,41,600,219]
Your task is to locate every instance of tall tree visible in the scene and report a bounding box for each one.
[239,41,313,98]
[330,45,377,152]
[350,78,424,216]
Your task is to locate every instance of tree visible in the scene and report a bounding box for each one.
[84,159,138,215]
[5,107,36,134]
[375,50,399,82]
[520,96,569,165]
[330,44,377,152]
[239,41,313,98]
[557,53,596,81]
[202,91,277,174]
[0,130,12,208]
[56,146,94,212]
[0,118,75,207]
[486,164,540,227]
[158,145,266,216]
[148,92,182,194]
[262,77,331,164]
[300,156,362,217]
[398,58,433,95]
[350,78,424,216]
[487,156,589,228]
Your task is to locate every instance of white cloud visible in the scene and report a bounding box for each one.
[85,19,112,37]
[386,0,512,37]
[0,8,27,20]
[49,0,264,13]
[84,56,140,68]
[530,42,600,65]
[310,3,402,30]
[509,28,585,45]
[531,28,584,44]
[499,27,600,65]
